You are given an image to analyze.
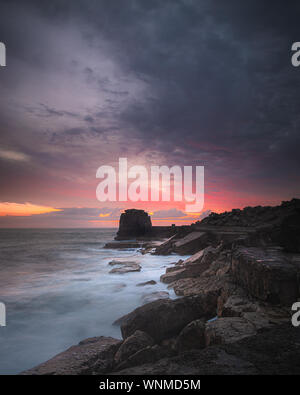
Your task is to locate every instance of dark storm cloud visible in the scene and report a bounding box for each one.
[0,0,299,210]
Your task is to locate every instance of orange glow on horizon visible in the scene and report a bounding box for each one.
[0,202,61,217]
[99,212,111,218]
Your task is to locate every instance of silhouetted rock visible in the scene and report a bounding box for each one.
[200,198,300,228]
[116,209,152,239]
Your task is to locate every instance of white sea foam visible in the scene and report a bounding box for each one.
[0,229,188,374]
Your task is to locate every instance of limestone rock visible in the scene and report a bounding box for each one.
[114,330,154,365]
[176,319,206,352]
[232,247,299,305]
[121,294,217,342]
[114,344,174,372]
[110,323,300,375]
[205,317,257,346]
[173,232,210,255]
[160,246,221,284]
[22,337,121,375]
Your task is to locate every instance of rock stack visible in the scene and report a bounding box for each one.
[116,209,152,239]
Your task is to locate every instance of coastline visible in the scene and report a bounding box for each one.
[22,199,300,375]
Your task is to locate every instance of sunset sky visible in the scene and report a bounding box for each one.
[0,0,299,227]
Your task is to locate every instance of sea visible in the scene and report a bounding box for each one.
[0,228,188,374]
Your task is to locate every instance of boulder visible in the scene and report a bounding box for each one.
[21,337,121,375]
[176,319,206,352]
[116,209,152,239]
[114,330,154,365]
[121,294,217,342]
[114,344,174,372]
[110,323,300,375]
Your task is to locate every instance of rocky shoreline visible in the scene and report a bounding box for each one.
[22,199,300,375]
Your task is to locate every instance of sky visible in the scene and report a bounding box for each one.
[0,0,299,227]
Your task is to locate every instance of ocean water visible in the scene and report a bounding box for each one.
[0,229,188,374]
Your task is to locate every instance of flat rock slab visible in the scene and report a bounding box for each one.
[104,241,144,249]
[109,264,141,274]
[108,260,140,266]
[22,337,121,375]
[173,232,210,255]
[137,280,157,286]
[232,246,300,305]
